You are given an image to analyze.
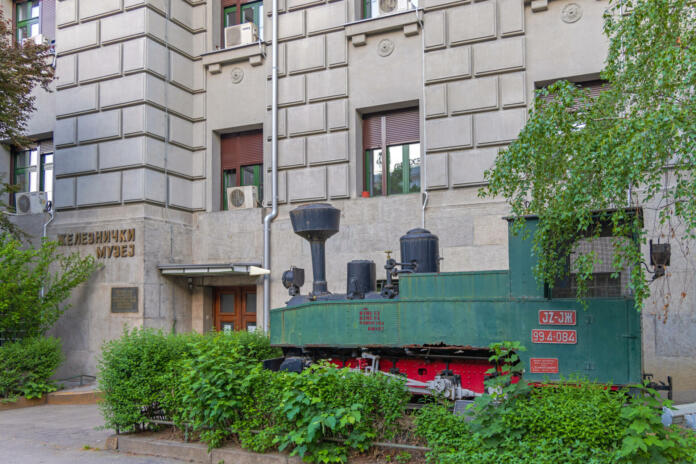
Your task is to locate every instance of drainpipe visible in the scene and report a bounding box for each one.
[415,7,428,228]
[40,201,54,298]
[263,0,280,333]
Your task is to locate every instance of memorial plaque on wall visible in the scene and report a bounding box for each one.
[111,287,139,313]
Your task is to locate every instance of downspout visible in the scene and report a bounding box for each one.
[416,7,428,228]
[263,0,279,333]
[40,202,54,298]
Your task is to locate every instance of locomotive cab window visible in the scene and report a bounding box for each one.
[362,109,421,197]
[549,212,640,299]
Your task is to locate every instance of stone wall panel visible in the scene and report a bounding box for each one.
[307,132,349,165]
[425,115,473,151]
[287,35,326,74]
[287,102,326,136]
[307,68,348,102]
[328,163,350,198]
[447,1,496,45]
[450,147,498,186]
[77,109,122,143]
[473,37,525,76]
[424,46,471,83]
[288,166,327,202]
[474,108,526,146]
[76,172,122,206]
[448,76,498,115]
[54,145,99,176]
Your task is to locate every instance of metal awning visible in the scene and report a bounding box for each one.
[158,262,270,277]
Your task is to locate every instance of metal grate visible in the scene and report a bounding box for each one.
[552,236,631,298]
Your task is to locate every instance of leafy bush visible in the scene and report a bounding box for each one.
[416,341,696,464]
[0,336,63,400]
[172,331,282,447]
[97,328,201,432]
[173,334,410,462]
[275,363,410,463]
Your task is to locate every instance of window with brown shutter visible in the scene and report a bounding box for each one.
[220,131,263,210]
[537,80,610,111]
[362,108,421,197]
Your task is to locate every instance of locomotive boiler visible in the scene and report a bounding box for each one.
[265,203,648,400]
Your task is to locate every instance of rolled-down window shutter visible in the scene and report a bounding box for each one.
[221,131,263,170]
[362,115,382,150]
[385,109,419,146]
[39,139,54,154]
[363,108,420,149]
[539,80,610,110]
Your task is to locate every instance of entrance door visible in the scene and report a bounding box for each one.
[214,286,257,333]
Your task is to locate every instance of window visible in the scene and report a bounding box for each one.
[363,0,417,20]
[12,143,53,205]
[16,1,41,42]
[221,131,263,210]
[222,0,263,41]
[362,109,420,197]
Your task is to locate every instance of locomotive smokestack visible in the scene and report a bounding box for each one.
[289,203,340,297]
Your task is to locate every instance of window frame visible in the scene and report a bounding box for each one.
[10,144,53,207]
[222,0,263,42]
[220,130,264,210]
[15,1,41,43]
[362,109,420,197]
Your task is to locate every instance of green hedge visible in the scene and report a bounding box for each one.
[99,333,696,464]
[97,328,201,431]
[97,329,411,462]
[0,336,63,400]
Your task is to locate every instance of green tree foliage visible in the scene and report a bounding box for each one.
[0,336,63,400]
[0,5,54,145]
[481,0,696,308]
[0,233,98,339]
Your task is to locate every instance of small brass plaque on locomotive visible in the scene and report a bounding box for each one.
[111,287,138,313]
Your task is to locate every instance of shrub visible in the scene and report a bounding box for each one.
[416,341,696,464]
[0,336,63,400]
[275,363,411,463]
[97,328,201,432]
[172,331,282,447]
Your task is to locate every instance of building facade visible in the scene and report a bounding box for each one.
[2,0,695,402]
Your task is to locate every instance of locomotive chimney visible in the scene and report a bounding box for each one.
[289,203,340,297]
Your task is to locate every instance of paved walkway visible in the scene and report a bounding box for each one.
[0,403,182,464]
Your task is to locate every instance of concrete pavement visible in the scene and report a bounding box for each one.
[0,403,183,463]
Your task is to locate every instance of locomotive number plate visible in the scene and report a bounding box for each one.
[531,329,577,344]
[530,358,559,374]
[538,310,576,326]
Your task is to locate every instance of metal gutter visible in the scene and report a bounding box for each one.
[262,0,280,333]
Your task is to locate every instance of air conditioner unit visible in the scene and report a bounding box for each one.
[227,185,259,210]
[15,192,47,215]
[378,0,410,15]
[224,23,258,48]
[22,34,48,46]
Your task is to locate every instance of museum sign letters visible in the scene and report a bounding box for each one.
[57,228,136,259]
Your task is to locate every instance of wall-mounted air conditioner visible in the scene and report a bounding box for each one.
[227,185,259,210]
[378,0,411,16]
[224,23,258,48]
[15,192,47,215]
[22,34,48,46]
